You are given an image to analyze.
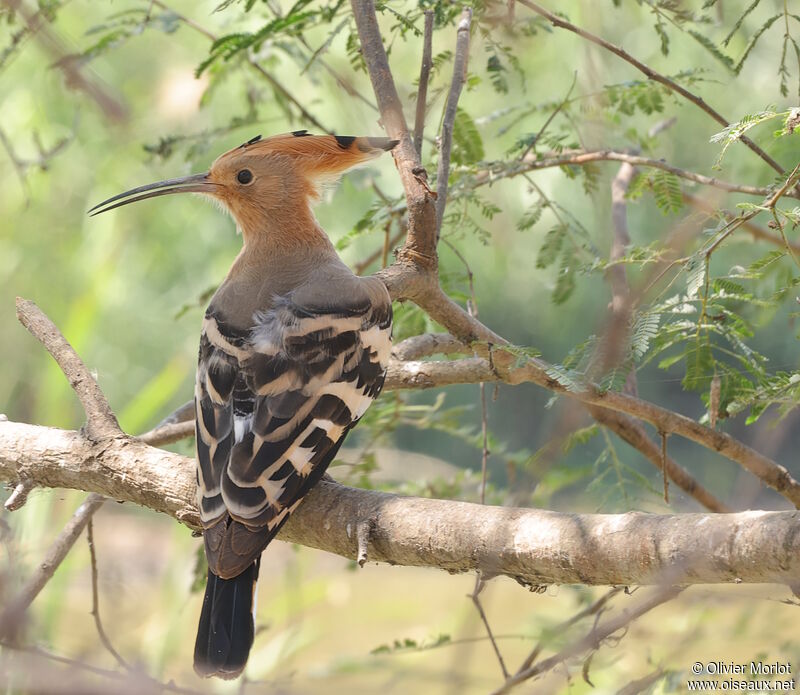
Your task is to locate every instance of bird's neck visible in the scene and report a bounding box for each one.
[236,203,334,256]
[228,208,337,284]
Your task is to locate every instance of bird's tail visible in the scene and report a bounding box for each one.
[193,559,260,680]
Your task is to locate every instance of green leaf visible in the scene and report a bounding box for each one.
[544,363,587,392]
[552,248,576,305]
[722,0,763,46]
[517,200,548,232]
[687,29,734,72]
[734,14,782,74]
[451,108,485,165]
[631,311,661,360]
[536,225,566,269]
[710,109,782,168]
[683,341,714,391]
[486,53,508,94]
[650,171,683,214]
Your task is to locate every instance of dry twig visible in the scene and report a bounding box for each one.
[491,586,683,694]
[413,10,434,158]
[435,8,472,239]
[86,519,129,670]
[0,494,106,638]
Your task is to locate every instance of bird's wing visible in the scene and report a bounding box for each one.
[195,275,391,579]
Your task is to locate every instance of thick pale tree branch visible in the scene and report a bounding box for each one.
[391,332,468,360]
[3,419,800,587]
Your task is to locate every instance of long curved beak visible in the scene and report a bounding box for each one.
[88,172,216,216]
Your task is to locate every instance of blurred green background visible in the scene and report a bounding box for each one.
[2,1,800,692]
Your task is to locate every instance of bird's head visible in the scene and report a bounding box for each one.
[89,131,398,238]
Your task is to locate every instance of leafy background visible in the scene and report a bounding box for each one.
[1,0,800,692]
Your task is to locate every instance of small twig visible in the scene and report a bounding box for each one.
[0,125,30,199]
[519,71,577,161]
[588,406,730,512]
[246,61,330,133]
[616,668,666,695]
[483,150,800,200]
[478,379,490,505]
[435,8,472,240]
[356,518,372,567]
[138,400,195,446]
[1,0,127,122]
[517,0,785,176]
[354,225,406,275]
[516,587,622,674]
[16,298,120,440]
[660,431,669,504]
[413,10,434,158]
[703,161,800,257]
[87,518,130,670]
[0,640,206,695]
[4,479,34,511]
[0,493,106,639]
[297,34,377,112]
[381,220,392,268]
[492,586,683,694]
[139,420,194,447]
[683,192,800,254]
[470,577,510,679]
[154,400,195,428]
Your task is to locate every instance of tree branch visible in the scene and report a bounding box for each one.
[3,423,800,587]
[491,586,683,694]
[15,298,120,441]
[586,406,730,512]
[413,10,434,158]
[86,519,130,670]
[516,0,785,175]
[350,0,438,269]
[347,4,766,514]
[473,150,800,200]
[406,283,800,507]
[683,191,800,253]
[435,8,472,238]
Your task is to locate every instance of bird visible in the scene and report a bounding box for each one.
[90,131,397,679]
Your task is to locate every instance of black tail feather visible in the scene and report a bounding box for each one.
[193,559,260,679]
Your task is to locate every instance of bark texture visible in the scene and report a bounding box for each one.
[3,419,800,587]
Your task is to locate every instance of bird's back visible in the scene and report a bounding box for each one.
[195,251,392,577]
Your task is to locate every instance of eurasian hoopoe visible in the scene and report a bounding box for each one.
[90,131,397,679]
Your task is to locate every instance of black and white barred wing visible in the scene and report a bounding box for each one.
[195,276,391,578]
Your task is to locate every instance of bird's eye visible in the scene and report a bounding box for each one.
[237,169,253,185]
